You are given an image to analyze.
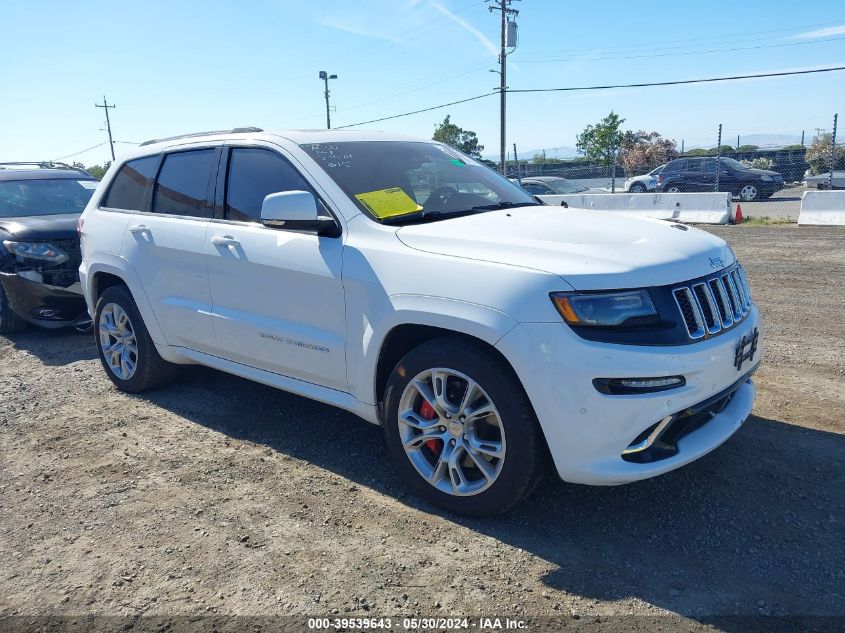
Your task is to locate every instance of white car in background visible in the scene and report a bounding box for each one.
[624,164,666,193]
[79,129,763,516]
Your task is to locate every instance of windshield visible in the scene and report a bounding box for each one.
[718,157,747,170]
[0,178,96,218]
[300,141,537,222]
[547,178,587,194]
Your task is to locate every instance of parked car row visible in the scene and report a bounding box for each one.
[526,157,785,201]
[2,130,763,516]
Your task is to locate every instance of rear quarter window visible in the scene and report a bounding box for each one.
[102,156,160,211]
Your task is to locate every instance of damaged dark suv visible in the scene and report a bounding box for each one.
[0,162,97,333]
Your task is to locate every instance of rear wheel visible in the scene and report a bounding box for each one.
[0,282,28,335]
[383,337,545,516]
[666,184,683,193]
[95,285,179,392]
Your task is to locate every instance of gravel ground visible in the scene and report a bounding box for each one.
[1,225,843,632]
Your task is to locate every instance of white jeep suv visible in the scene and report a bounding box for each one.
[79,128,763,515]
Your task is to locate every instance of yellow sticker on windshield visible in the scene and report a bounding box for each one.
[354,187,423,219]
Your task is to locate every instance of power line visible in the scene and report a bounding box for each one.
[507,66,845,93]
[334,92,495,129]
[335,66,845,129]
[52,141,108,161]
[517,36,845,64]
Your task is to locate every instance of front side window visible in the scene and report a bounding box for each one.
[225,148,312,223]
[300,141,536,223]
[152,150,215,217]
[547,178,587,194]
[0,178,96,217]
[103,156,159,211]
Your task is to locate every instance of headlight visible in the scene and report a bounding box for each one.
[2,240,69,264]
[760,175,772,182]
[550,289,658,327]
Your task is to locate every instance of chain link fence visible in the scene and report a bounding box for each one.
[507,117,842,223]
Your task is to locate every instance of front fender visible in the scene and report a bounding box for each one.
[348,293,518,405]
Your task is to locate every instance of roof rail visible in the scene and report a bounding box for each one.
[0,161,92,176]
[139,127,264,147]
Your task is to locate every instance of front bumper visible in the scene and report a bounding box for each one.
[496,305,763,485]
[0,272,88,328]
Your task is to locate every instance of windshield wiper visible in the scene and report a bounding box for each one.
[466,201,541,211]
[380,201,540,226]
[380,209,478,225]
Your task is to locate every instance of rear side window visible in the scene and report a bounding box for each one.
[102,156,159,210]
[522,182,550,195]
[225,148,313,223]
[152,150,215,217]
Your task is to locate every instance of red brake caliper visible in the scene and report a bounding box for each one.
[418,399,440,453]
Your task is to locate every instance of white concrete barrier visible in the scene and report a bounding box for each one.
[798,191,845,225]
[537,192,732,224]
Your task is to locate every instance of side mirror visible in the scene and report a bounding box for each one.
[260,190,336,234]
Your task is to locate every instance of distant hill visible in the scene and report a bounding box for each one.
[483,146,578,162]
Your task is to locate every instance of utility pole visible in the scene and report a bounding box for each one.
[715,123,723,193]
[801,130,805,146]
[489,0,519,175]
[830,113,838,191]
[95,96,116,161]
[513,142,521,184]
[737,134,740,150]
[680,139,684,155]
[319,71,338,129]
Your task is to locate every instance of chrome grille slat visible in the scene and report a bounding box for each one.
[673,264,751,340]
[673,287,706,339]
[711,278,734,327]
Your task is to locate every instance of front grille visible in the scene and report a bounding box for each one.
[672,264,752,340]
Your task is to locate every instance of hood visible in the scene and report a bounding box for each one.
[745,168,781,178]
[0,213,81,241]
[395,207,735,290]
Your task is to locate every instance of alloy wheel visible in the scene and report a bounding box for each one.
[397,368,506,497]
[740,185,758,201]
[98,303,138,380]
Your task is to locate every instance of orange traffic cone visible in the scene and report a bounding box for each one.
[734,203,743,224]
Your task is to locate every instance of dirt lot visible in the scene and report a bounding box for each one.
[1,225,843,631]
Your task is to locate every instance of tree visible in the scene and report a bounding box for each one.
[81,162,111,180]
[432,115,484,158]
[737,144,759,152]
[575,112,625,166]
[805,133,845,175]
[618,130,678,173]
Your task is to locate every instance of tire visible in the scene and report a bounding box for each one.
[666,184,683,193]
[0,281,28,335]
[383,337,546,516]
[629,182,647,193]
[94,285,179,393]
[739,184,759,201]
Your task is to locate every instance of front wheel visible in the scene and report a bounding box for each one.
[738,184,760,201]
[383,337,546,516]
[95,285,179,393]
[629,182,647,193]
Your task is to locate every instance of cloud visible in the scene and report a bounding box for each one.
[426,1,499,57]
[790,24,845,39]
[319,15,404,43]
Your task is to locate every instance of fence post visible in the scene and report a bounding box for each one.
[830,113,838,190]
[715,123,723,192]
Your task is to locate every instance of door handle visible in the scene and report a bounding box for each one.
[211,235,240,248]
[128,224,149,234]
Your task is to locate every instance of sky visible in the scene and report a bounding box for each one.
[1,0,844,166]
